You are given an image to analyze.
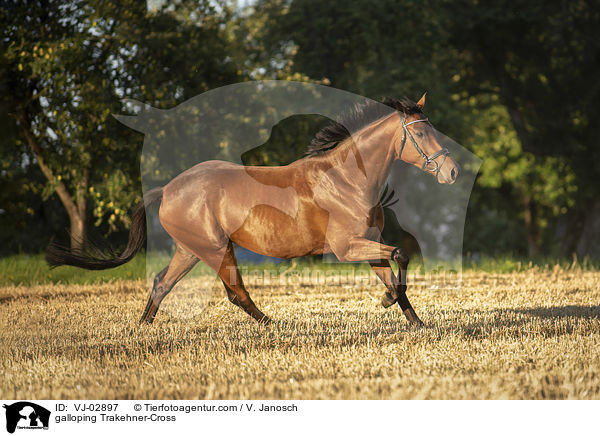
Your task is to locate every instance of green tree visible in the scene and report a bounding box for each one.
[465,101,577,256]
[0,0,242,251]
[445,0,600,256]
[253,0,600,258]
[2,1,139,249]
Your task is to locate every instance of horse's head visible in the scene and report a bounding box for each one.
[392,93,459,184]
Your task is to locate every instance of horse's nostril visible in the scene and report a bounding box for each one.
[451,168,456,180]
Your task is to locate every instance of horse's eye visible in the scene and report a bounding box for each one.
[417,132,424,138]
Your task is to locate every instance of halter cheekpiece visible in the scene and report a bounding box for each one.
[398,117,450,177]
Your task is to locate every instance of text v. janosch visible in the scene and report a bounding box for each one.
[141,403,298,412]
[257,404,298,412]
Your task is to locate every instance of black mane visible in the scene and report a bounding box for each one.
[306,97,424,156]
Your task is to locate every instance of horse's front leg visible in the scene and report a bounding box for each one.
[369,259,400,308]
[332,237,424,326]
[390,246,421,325]
[369,258,423,327]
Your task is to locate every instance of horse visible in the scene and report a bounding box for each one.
[46,93,459,327]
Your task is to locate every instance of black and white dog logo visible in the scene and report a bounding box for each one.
[3,402,50,434]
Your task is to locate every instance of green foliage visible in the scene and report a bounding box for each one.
[443,0,600,255]
[462,100,578,254]
[0,0,244,249]
[255,0,600,258]
[0,0,598,259]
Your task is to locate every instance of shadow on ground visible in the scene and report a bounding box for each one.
[508,305,600,320]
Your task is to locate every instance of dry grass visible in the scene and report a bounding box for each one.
[1,267,599,399]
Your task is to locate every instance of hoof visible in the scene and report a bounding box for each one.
[408,320,425,329]
[139,316,154,325]
[258,315,272,326]
[381,292,397,308]
[140,301,158,325]
[403,308,425,328]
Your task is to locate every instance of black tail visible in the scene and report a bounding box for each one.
[45,187,164,270]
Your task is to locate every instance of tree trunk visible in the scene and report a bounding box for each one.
[523,194,540,257]
[70,169,89,252]
[561,207,586,257]
[575,198,600,259]
[20,111,89,251]
[68,212,86,252]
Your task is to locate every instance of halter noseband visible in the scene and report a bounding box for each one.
[398,117,450,177]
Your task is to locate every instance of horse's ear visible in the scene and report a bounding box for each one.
[416,92,427,109]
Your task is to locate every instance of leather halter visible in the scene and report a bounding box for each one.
[398,117,450,177]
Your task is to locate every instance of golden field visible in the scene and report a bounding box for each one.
[1,266,599,400]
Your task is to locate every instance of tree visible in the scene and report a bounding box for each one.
[0,0,242,251]
[2,1,137,249]
[465,100,577,256]
[444,0,600,257]
[253,0,600,258]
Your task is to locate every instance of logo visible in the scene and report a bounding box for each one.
[3,402,50,434]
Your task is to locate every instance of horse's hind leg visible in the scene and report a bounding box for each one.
[215,241,271,324]
[140,244,199,324]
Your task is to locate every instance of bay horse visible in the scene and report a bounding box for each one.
[47,93,459,327]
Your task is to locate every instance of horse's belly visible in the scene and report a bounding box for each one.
[229,204,327,259]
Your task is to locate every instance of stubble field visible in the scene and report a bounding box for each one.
[1,265,599,399]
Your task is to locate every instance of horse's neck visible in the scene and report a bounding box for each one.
[326,116,397,202]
